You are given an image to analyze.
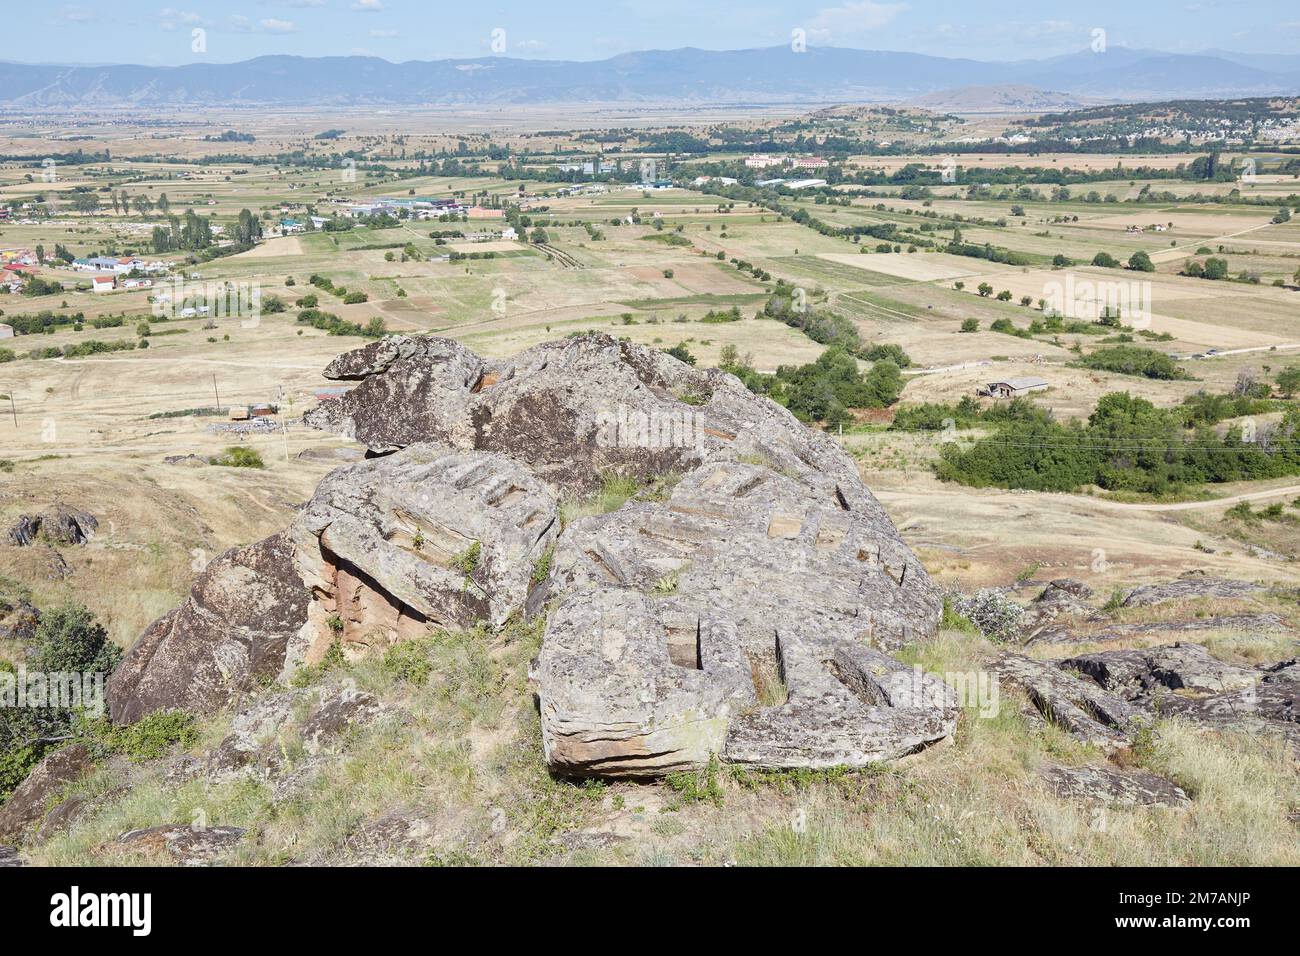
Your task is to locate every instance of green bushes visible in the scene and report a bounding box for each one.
[728,346,904,426]
[1077,346,1190,380]
[296,308,386,338]
[937,393,1300,495]
[0,604,121,802]
[761,291,861,353]
[209,446,266,469]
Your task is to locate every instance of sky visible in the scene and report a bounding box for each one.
[24,0,1300,66]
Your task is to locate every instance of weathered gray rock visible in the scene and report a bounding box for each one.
[0,596,39,643]
[0,846,21,867]
[304,332,885,500]
[532,460,951,776]
[0,744,95,844]
[7,504,97,547]
[300,687,383,754]
[107,532,311,723]
[303,335,485,453]
[1121,576,1262,607]
[116,824,244,866]
[994,654,1147,750]
[283,445,559,672]
[111,334,949,777]
[1061,643,1261,700]
[1029,612,1287,646]
[1040,764,1190,807]
[36,796,92,841]
[337,809,436,865]
[1005,642,1300,752]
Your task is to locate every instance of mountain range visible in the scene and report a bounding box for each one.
[1,46,1299,108]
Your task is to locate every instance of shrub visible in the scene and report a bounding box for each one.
[954,589,1025,642]
[210,446,266,469]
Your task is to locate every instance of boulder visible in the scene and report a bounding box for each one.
[0,847,20,867]
[107,532,311,723]
[111,335,950,778]
[532,460,951,776]
[1040,764,1190,808]
[994,654,1147,750]
[0,744,95,844]
[1061,643,1261,700]
[304,332,880,498]
[1121,577,1262,608]
[115,824,244,866]
[0,596,39,643]
[303,335,485,453]
[6,504,97,547]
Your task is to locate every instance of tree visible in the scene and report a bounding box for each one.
[1204,257,1229,280]
[1128,250,1155,272]
[1092,252,1119,268]
[70,192,100,214]
[232,208,262,245]
[960,318,979,333]
[977,282,993,297]
[1277,365,1300,398]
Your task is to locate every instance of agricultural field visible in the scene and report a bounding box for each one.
[2,101,1299,876]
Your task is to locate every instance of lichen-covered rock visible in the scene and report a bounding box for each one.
[1061,643,1261,700]
[283,445,559,672]
[111,334,949,777]
[532,460,951,776]
[7,504,97,547]
[1121,576,1262,607]
[115,824,244,866]
[1040,764,1190,808]
[0,596,39,643]
[0,744,94,844]
[304,336,484,453]
[107,532,311,723]
[994,654,1147,750]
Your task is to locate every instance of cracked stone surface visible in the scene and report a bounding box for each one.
[108,333,953,776]
[1040,764,1190,807]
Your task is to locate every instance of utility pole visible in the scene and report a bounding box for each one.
[211,374,221,410]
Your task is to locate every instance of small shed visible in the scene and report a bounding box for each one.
[981,377,1049,399]
[228,405,251,421]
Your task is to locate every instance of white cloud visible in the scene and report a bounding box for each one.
[808,1,907,43]
[351,0,384,10]
[261,18,296,33]
[158,7,206,31]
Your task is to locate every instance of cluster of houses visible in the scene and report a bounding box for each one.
[68,255,169,293]
[744,154,830,169]
[1,248,39,292]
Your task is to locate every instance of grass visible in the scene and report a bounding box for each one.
[21,607,1300,867]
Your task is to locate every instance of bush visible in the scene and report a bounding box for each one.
[30,604,122,676]
[210,446,265,469]
[1078,346,1189,380]
[954,589,1025,642]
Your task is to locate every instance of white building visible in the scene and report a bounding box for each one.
[91,275,115,293]
[745,154,782,168]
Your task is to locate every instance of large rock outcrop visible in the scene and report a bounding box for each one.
[109,333,954,777]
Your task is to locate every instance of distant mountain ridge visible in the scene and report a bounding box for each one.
[1,46,1297,108]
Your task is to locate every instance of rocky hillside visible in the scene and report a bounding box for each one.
[1,334,1296,866]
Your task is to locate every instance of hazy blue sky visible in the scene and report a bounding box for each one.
[24,1,1300,65]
